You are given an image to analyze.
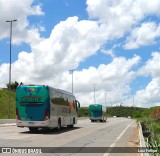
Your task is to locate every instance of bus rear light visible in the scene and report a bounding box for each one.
[16,108,21,120]
[43,109,49,121]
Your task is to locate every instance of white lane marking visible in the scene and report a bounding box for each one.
[103,120,135,156]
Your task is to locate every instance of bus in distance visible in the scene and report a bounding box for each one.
[89,104,106,122]
[16,84,80,132]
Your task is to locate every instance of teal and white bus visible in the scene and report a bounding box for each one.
[16,84,80,132]
[89,104,106,122]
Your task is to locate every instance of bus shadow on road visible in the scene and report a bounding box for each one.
[20,127,82,135]
[89,120,109,124]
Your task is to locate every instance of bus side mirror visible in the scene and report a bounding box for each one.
[75,100,80,108]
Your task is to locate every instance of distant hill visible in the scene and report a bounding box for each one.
[106,105,147,118]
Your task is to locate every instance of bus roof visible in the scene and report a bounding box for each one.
[89,104,103,106]
[56,88,74,96]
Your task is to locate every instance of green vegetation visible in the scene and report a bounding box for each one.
[6,81,19,91]
[106,105,146,118]
[139,107,160,154]
[78,105,147,118]
[0,81,18,118]
[78,107,89,117]
[0,89,16,119]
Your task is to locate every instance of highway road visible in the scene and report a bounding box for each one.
[0,117,141,156]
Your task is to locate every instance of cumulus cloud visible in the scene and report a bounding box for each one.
[130,52,160,107]
[87,0,160,40]
[53,55,141,106]
[0,0,44,45]
[87,0,160,23]
[31,17,104,78]
[135,77,160,107]
[124,22,160,49]
[101,49,115,58]
[0,16,104,85]
[138,52,160,78]
[0,0,160,107]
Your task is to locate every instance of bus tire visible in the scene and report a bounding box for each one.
[29,127,38,132]
[57,119,61,131]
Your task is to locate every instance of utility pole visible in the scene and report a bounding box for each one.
[93,84,96,104]
[6,19,17,119]
[110,98,112,107]
[132,93,134,107]
[69,69,75,94]
[105,92,107,106]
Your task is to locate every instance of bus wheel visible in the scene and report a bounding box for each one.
[29,127,38,132]
[57,119,61,131]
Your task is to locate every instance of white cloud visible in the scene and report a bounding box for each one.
[132,52,160,107]
[30,17,104,77]
[87,0,160,41]
[0,0,160,108]
[0,0,44,45]
[0,63,9,86]
[101,49,115,58]
[87,0,160,22]
[0,47,141,107]
[0,16,104,86]
[124,22,160,49]
[135,78,160,107]
[53,55,141,106]
[138,52,160,78]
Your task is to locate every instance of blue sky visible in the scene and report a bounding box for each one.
[0,0,160,107]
